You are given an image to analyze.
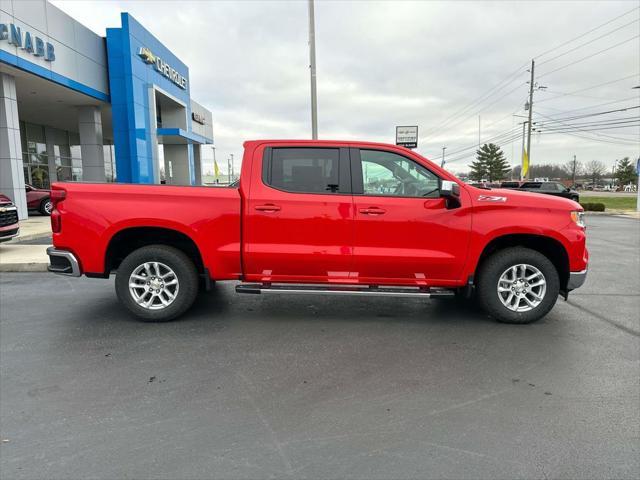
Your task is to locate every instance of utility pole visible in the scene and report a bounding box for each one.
[230,153,234,181]
[441,146,447,167]
[525,59,535,180]
[520,121,527,181]
[571,154,577,187]
[308,0,318,139]
[227,156,231,183]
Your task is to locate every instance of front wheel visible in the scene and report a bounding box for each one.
[476,247,559,324]
[115,245,199,322]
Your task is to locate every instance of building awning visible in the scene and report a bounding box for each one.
[157,128,213,145]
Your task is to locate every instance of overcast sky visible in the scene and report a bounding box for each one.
[52,0,639,175]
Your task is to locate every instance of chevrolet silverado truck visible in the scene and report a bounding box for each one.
[46,140,588,324]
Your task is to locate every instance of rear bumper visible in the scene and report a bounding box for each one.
[47,247,81,277]
[567,268,587,290]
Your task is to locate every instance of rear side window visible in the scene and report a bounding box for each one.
[265,148,341,193]
[521,182,541,189]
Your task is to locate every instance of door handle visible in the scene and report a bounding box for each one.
[359,207,386,215]
[255,204,281,212]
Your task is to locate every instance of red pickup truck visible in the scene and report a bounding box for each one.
[47,140,588,324]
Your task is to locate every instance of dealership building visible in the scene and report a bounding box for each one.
[1,0,214,219]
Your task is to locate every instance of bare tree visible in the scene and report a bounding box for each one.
[583,160,606,186]
[561,159,583,183]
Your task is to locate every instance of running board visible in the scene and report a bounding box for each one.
[235,283,455,298]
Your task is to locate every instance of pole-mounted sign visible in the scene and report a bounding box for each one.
[396,126,418,149]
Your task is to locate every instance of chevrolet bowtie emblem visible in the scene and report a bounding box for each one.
[138,47,156,64]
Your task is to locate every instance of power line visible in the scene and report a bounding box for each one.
[533,106,640,123]
[442,126,522,157]
[536,129,639,146]
[536,122,640,133]
[428,67,528,138]
[537,35,639,79]
[536,97,638,114]
[444,134,525,164]
[535,5,639,59]
[536,74,639,103]
[537,17,639,66]
[533,110,639,142]
[430,82,527,140]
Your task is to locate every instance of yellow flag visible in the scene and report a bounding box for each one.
[522,148,529,179]
[214,160,220,178]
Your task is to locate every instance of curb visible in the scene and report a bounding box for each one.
[0,262,48,272]
[13,232,52,243]
[8,232,52,243]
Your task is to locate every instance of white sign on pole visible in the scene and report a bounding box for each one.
[395,126,418,149]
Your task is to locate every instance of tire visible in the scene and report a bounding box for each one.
[476,247,559,324]
[39,198,52,216]
[115,245,199,322]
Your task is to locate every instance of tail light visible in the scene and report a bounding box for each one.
[50,188,66,233]
[51,211,61,233]
[50,188,66,209]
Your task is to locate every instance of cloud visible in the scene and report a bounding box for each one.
[52,0,639,175]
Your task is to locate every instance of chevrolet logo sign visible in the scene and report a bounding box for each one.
[137,47,187,90]
[137,47,156,64]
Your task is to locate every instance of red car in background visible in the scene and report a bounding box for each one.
[25,184,52,215]
[0,193,19,242]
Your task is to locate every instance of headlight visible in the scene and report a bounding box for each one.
[571,210,585,228]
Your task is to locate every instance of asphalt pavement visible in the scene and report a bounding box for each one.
[1,215,638,479]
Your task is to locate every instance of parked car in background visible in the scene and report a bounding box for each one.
[25,184,52,215]
[500,181,521,189]
[0,193,19,242]
[518,181,579,202]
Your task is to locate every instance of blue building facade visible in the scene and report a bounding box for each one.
[1,1,213,219]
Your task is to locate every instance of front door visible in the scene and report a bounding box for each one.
[350,147,472,286]
[243,145,354,283]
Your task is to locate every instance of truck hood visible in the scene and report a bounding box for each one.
[466,185,582,210]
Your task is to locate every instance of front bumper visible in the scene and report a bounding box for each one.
[47,247,81,277]
[0,227,19,242]
[567,268,587,290]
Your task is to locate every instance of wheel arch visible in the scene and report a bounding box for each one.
[104,226,205,276]
[475,233,570,290]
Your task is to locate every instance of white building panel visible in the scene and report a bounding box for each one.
[11,0,47,33]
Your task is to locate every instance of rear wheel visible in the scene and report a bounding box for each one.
[115,245,199,322]
[476,247,559,324]
[39,198,52,216]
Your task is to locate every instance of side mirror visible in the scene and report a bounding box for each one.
[440,180,460,198]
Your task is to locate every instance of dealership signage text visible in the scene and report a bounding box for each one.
[0,23,55,61]
[138,47,187,90]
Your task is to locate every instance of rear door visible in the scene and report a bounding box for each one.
[243,145,354,283]
[350,147,472,285]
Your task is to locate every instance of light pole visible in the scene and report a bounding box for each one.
[441,146,447,167]
[308,0,318,139]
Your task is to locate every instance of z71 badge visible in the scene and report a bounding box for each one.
[478,195,507,202]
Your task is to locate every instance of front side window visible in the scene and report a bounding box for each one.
[267,148,340,193]
[360,150,439,198]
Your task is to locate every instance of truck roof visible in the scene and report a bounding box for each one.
[243,139,422,155]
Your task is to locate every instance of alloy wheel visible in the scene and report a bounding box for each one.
[497,264,547,312]
[128,262,179,310]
